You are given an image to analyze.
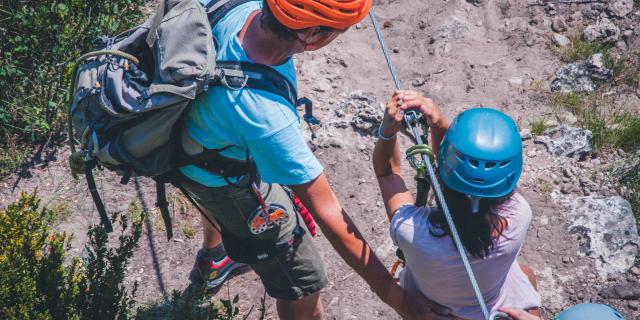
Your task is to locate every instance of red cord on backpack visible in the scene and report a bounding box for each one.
[292,195,317,236]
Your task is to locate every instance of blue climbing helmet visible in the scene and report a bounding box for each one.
[555,303,625,320]
[437,108,523,199]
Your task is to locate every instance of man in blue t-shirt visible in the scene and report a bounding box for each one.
[179,0,433,319]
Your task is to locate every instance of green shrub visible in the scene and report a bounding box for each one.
[0,191,142,319]
[136,288,266,320]
[611,52,640,88]
[557,32,612,62]
[551,92,585,114]
[614,156,640,231]
[0,0,145,176]
[552,93,640,153]
[530,119,550,136]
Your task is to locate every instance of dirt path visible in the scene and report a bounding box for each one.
[1,0,639,319]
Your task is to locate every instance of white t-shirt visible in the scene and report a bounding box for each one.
[389,193,541,320]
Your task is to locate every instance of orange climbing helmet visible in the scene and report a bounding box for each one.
[265,0,372,30]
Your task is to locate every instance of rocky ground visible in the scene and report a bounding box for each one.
[1,0,640,319]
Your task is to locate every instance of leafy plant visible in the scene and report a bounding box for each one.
[136,288,266,320]
[0,191,142,320]
[0,0,145,176]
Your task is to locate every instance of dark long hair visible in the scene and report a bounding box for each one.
[428,181,511,259]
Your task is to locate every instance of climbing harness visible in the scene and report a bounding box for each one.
[368,9,511,320]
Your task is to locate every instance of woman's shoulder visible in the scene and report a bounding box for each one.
[390,205,435,234]
[495,192,533,237]
[392,204,433,223]
[496,192,532,217]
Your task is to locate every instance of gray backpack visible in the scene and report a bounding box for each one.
[68,0,312,238]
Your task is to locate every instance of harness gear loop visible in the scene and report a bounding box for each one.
[369,9,511,320]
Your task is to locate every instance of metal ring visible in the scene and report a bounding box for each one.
[220,72,249,91]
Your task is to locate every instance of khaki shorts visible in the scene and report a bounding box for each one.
[178,176,328,300]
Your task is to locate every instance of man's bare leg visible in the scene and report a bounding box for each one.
[276,292,323,320]
[202,213,222,249]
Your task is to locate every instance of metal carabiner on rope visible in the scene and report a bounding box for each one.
[368,9,512,320]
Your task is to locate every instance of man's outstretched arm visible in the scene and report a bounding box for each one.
[292,173,434,320]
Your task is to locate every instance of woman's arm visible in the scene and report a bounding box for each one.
[373,92,414,221]
[373,91,451,221]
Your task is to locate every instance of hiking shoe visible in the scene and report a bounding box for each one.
[189,250,246,290]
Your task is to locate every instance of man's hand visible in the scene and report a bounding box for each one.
[499,307,542,320]
[401,287,451,320]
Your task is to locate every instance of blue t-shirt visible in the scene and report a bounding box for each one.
[180,1,323,187]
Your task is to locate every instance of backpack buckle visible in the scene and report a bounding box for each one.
[220,68,249,90]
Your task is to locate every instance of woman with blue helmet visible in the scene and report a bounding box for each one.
[373,90,541,319]
[501,303,625,320]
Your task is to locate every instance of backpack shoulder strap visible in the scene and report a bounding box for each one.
[206,0,257,25]
[203,0,298,106]
[213,61,298,106]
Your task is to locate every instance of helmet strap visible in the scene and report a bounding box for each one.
[469,196,481,214]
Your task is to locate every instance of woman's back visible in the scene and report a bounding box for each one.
[389,193,541,320]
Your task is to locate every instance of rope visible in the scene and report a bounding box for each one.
[368,10,508,320]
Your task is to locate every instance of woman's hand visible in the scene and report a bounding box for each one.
[397,90,448,131]
[380,90,449,139]
[380,91,406,139]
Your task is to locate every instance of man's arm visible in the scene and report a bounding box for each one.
[292,174,429,319]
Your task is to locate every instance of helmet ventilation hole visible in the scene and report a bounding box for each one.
[499,161,511,168]
[485,162,496,169]
[469,159,479,168]
[473,178,485,183]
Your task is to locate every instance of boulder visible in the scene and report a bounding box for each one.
[535,125,592,158]
[551,17,568,33]
[567,196,640,278]
[608,0,634,17]
[550,53,613,93]
[335,91,383,136]
[582,18,620,43]
[553,33,571,47]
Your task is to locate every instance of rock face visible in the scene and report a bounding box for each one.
[341,91,383,135]
[550,53,613,93]
[608,0,634,17]
[309,91,383,148]
[535,125,592,158]
[428,16,470,56]
[567,196,640,278]
[582,18,620,43]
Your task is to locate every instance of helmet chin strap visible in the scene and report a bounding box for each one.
[470,196,481,214]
